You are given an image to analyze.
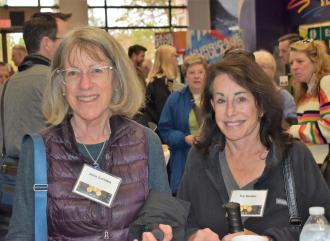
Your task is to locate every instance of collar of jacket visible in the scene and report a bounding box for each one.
[18,53,50,72]
[60,114,135,152]
[203,142,281,203]
[178,86,194,100]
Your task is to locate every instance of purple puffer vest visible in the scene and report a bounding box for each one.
[41,115,149,241]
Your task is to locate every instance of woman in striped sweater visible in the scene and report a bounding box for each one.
[289,39,330,164]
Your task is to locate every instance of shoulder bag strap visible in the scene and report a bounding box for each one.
[282,151,302,228]
[30,134,48,241]
[1,80,10,159]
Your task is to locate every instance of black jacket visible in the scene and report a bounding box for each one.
[128,191,190,241]
[145,76,172,125]
[177,140,330,241]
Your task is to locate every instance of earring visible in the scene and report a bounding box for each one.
[62,91,66,96]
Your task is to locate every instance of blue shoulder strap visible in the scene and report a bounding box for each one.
[30,134,48,241]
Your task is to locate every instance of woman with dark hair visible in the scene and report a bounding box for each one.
[177,55,330,241]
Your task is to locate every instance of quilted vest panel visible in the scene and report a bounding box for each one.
[42,115,149,241]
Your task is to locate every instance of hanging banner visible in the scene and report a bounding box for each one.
[186,30,243,64]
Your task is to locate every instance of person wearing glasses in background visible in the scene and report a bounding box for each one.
[0,12,71,239]
[6,26,172,241]
[288,39,330,165]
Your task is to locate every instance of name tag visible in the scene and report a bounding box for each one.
[73,164,122,207]
[230,190,268,217]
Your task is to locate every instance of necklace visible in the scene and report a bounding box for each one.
[82,141,107,169]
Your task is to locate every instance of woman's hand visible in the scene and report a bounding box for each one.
[134,224,173,241]
[188,228,221,241]
[185,135,195,145]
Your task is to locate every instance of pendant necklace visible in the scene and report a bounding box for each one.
[82,140,107,169]
[82,141,107,197]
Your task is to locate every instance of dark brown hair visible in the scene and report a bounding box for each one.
[196,54,292,158]
[23,12,71,54]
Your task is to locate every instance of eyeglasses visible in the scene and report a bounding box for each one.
[57,65,113,85]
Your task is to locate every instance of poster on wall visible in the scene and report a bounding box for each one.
[191,0,243,64]
[186,30,243,64]
[154,31,186,55]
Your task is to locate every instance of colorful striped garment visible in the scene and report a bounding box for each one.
[289,75,330,164]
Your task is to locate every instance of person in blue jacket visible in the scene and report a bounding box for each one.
[158,54,207,194]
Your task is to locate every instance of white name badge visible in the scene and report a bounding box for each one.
[73,164,122,207]
[279,75,289,87]
[230,190,268,217]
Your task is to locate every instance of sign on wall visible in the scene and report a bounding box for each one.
[154,31,186,54]
[300,21,330,41]
[186,30,243,64]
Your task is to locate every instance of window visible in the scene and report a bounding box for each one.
[88,0,187,29]
[4,0,58,13]
[5,0,58,7]
[2,0,188,60]
[88,0,188,59]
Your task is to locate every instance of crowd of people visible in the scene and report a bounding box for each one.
[0,10,330,241]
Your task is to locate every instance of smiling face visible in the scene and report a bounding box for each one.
[63,47,113,125]
[211,73,261,143]
[186,63,206,94]
[290,50,315,84]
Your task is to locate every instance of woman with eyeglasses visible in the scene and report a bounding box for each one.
[289,39,330,165]
[6,27,172,241]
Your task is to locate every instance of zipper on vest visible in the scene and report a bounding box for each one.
[104,230,109,239]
